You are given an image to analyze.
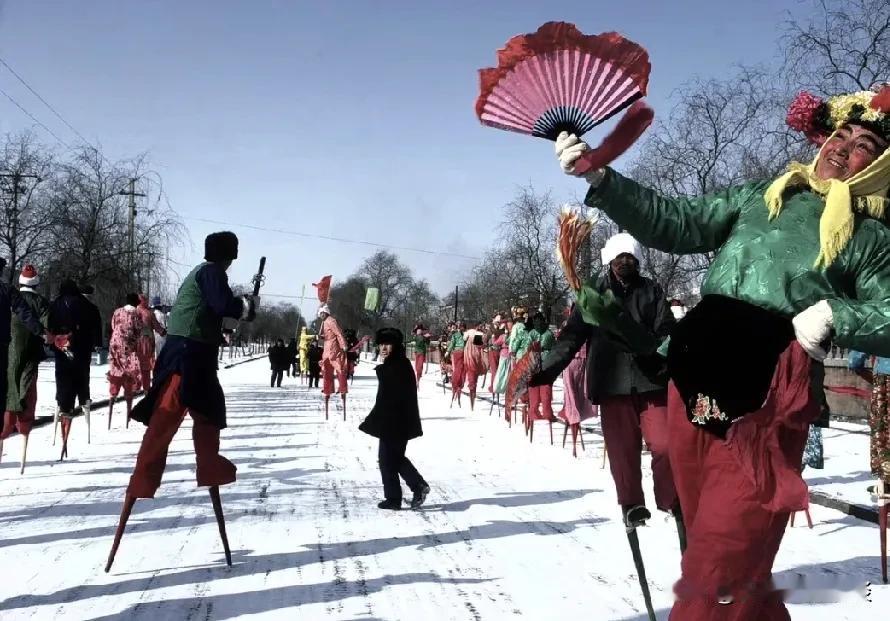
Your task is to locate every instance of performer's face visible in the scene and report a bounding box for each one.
[816,124,888,181]
[610,253,639,281]
[379,343,393,359]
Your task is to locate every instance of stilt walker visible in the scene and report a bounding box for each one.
[47,279,95,460]
[553,82,890,619]
[135,294,167,394]
[557,308,597,458]
[105,232,261,572]
[491,315,512,417]
[446,322,466,408]
[1,265,49,474]
[107,294,144,432]
[318,304,348,420]
[412,324,431,384]
[508,308,531,429]
[463,322,486,410]
[486,317,501,394]
[527,312,556,442]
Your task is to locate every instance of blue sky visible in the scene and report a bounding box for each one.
[0,0,811,317]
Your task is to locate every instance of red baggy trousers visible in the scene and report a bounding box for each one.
[414,353,426,382]
[2,375,38,438]
[668,342,817,620]
[127,374,236,498]
[528,385,553,421]
[599,390,677,512]
[322,359,348,396]
[451,350,465,397]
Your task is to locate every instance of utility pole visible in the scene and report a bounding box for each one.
[0,172,41,284]
[453,285,459,323]
[119,178,145,293]
[146,251,155,301]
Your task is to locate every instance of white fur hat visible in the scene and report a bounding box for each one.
[601,233,644,265]
[317,304,331,317]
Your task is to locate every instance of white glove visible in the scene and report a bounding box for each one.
[555,131,606,187]
[792,300,833,361]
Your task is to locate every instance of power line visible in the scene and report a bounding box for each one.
[183,216,482,261]
[0,56,90,145]
[0,86,70,148]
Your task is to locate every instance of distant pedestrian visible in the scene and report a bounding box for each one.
[307,339,322,388]
[359,327,429,511]
[268,339,287,387]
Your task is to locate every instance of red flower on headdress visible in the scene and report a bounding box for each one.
[871,85,890,114]
[787,91,828,144]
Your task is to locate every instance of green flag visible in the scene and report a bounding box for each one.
[364,287,379,311]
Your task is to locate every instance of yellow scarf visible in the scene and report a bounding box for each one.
[764,134,890,268]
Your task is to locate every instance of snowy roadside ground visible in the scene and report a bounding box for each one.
[0,357,885,620]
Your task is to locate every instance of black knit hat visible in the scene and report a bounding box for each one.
[205,231,239,263]
[375,327,404,346]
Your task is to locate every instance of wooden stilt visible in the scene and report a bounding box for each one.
[209,486,233,566]
[562,423,569,448]
[20,434,28,475]
[601,437,608,469]
[880,501,888,584]
[85,402,91,444]
[578,425,586,451]
[342,394,347,421]
[53,409,59,445]
[105,494,137,573]
[549,419,553,445]
[108,398,115,430]
[324,396,330,420]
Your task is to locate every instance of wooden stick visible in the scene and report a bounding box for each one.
[209,486,233,566]
[105,495,137,572]
[20,434,28,475]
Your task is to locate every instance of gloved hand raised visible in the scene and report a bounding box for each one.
[555,132,606,186]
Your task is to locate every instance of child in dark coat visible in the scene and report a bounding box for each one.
[359,328,429,510]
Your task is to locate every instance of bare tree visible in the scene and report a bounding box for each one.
[783,0,890,94]
[0,132,57,283]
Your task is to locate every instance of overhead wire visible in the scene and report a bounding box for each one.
[183,216,482,261]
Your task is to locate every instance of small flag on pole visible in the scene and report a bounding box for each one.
[365,287,379,311]
[313,276,332,303]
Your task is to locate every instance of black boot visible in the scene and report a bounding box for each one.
[378,499,401,511]
[623,504,651,529]
[410,485,431,509]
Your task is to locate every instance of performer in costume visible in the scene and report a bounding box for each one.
[135,294,167,393]
[344,328,359,381]
[0,265,49,473]
[463,321,487,410]
[492,315,513,398]
[556,304,597,458]
[446,322,467,406]
[48,280,94,454]
[318,304,348,417]
[508,307,532,423]
[299,326,314,379]
[486,316,502,393]
[438,327,452,386]
[106,231,258,572]
[107,293,144,429]
[412,324,431,382]
[533,234,677,524]
[526,312,556,429]
[554,84,890,619]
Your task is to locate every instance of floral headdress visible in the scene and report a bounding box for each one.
[786,84,890,145]
[767,83,890,268]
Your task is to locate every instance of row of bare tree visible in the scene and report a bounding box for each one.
[0,132,185,328]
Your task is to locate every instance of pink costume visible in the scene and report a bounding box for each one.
[108,305,144,399]
[321,315,348,396]
[135,295,166,391]
[559,348,597,425]
[463,328,486,400]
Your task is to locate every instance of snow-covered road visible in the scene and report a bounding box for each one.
[0,358,886,620]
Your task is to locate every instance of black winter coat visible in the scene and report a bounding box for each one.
[533,271,675,404]
[47,293,94,362]
[359,349,422,441]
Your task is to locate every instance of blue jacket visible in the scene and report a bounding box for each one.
[849,350,890,375]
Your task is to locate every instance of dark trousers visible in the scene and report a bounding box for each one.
[271,370,283,387]
[308,365,320,387]
[54,352,90,412]
[378,438,425,501]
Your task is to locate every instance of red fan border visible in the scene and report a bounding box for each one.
[476,22,651,126]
